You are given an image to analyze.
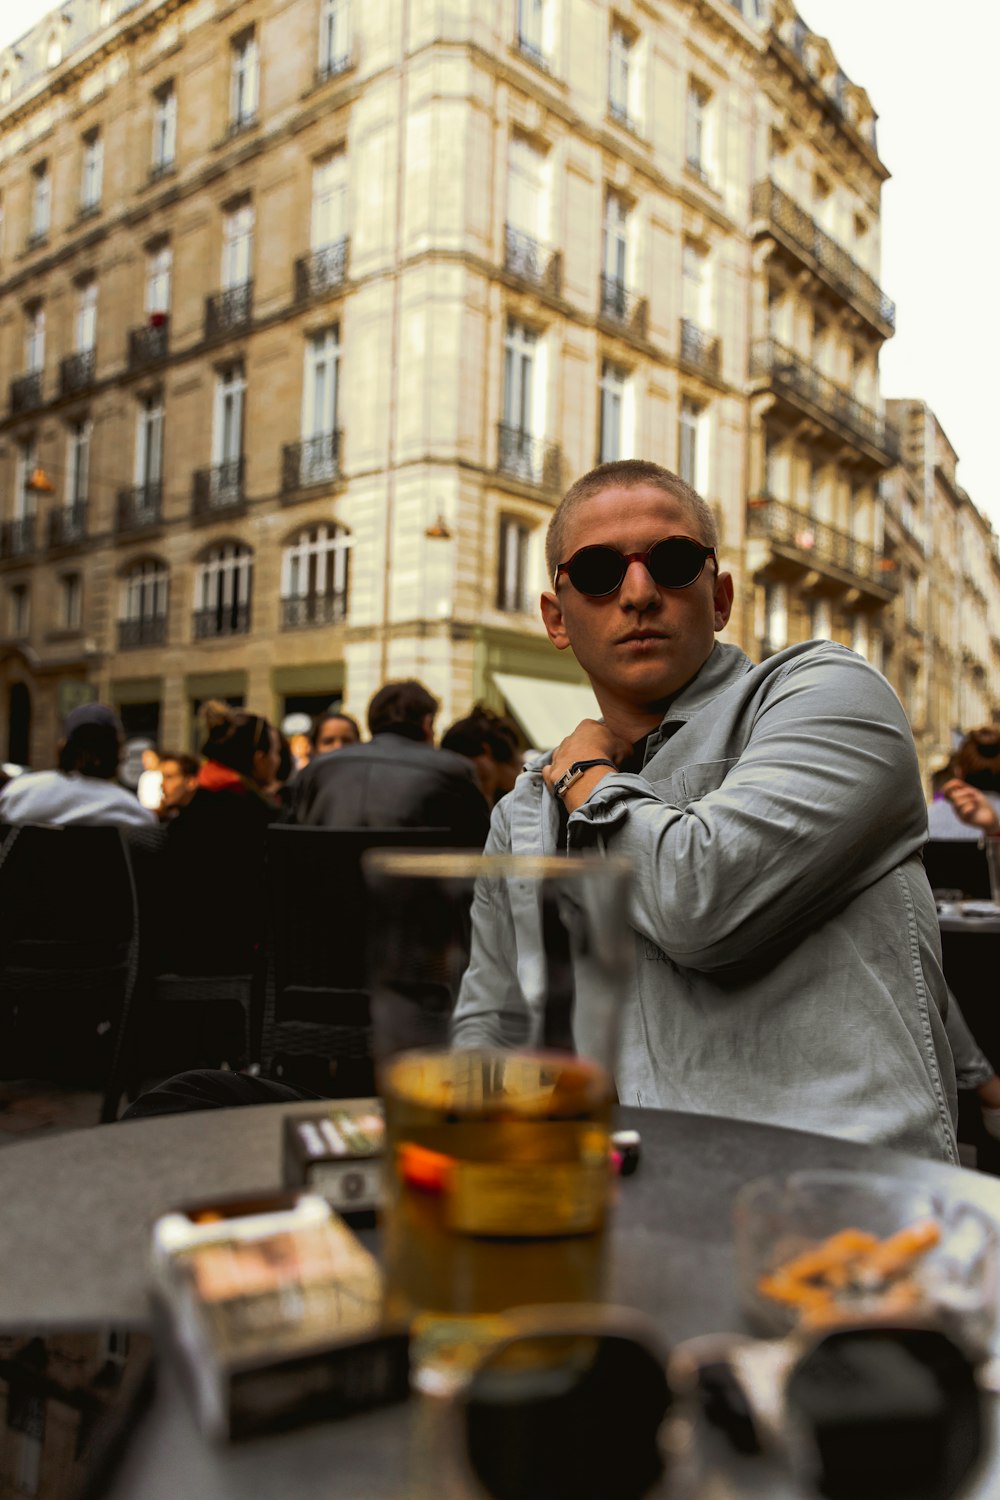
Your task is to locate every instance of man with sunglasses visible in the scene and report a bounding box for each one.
[452,459,958,1163]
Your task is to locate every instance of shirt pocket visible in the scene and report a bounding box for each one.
[663,757,740,810]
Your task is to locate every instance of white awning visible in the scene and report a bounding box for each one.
[493,672,601,751]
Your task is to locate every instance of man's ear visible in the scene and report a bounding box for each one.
[540,590,571,651]
[421,713,435,743]
[712,570,734,633]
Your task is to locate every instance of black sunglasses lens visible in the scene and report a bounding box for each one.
[566,547,626,596]
[647,538,706,588]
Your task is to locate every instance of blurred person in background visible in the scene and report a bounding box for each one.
[441,703,522,806]
[281,712,314,774]
[136,747,163,811]
[0,704,154,830]
[292,679,490,845]
[157,751,199,820]
[310,708,361,757]
[930,727,1000,839]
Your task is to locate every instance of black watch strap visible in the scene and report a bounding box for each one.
[552,759,618,800]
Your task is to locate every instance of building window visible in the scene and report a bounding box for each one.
[146,242,172,315]
[303,327,340,439]
[30,162,51,241]
[763,582,788,653]
[682,240,709,325]
[229,30,259,130]
[506,134,548,247]
[599,361,629,464]
[15,440,38,522]
[280,523,351,628]
[608,23,633,125]
[602,191,629,288]
[221,202,254,290]
[24,304,45,373]
[497,515,533,613]
[119,559,168,647]
[517,0,551,66]
[60,573,82,631]
[318,0,350,78]
[678,397,705,490]
[75,281,98,354]
[503,319,539,437]
[135,393,164,487]
[213,365,245,465]
[68,419,91,504]
[311,155,347,251]
[194,542,253,637]
[80,129,103,212]
[685,81,713,180]
[10,584,30,638]
[151,82,177,172]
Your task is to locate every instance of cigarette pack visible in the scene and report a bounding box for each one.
[282,1101,385,1219]
[151,1191,408,1440]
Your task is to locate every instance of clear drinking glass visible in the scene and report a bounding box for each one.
[362,850,633,1387]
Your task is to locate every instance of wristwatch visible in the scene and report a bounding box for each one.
[551,758,618,800]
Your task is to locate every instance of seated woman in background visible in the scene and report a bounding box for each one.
[928,726,1000,839]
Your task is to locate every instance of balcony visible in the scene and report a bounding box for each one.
[118,616,167,650]
[598,274,648,338]
[281,594,347,630]
[281,432,342,495]
[193,602,250,639]
[496,423,562,491]
[679,318,721,378]
[192,459,245,520]
[294,240,348,302]
[59,349,96,397]
[127,316,169,370]
[47,503,88,549]
[116,482,162,534]
[0,518,36,561]
[751,181,895,339]
[503,225,562,296]
[10,371,43,414]
[747,496,900,598]
[749,339,899,467]
[204,282,253,339]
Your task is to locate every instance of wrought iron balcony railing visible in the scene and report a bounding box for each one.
[116,482,162,533]
[503,225,562,296]
[294,240,349,302]
[679,318,721,377]
[599,274,648,337]
[204,281,253,338]
[747,496,900,594]
[751,180,895,336]
[59,349,96,397]
[0,518,36,561]
[47,503,88,548]
[118,616,167,650]
[127,317,169,370]
[281,594,348,630]
[193,602,251,639]
[496,422,562,490]
[10,371,43,414]
[749,339,899,465]
[281,432,342,493]
[192,458,245,518]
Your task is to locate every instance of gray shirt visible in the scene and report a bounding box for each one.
[452,640,958,1163]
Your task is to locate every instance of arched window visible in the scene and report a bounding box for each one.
[118,558,168,649]
[279,522,350,629]
[194,541,252,638]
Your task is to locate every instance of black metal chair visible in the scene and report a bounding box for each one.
[0,824,140,1123]
[923,839,991,900]
[263,826,450,1096]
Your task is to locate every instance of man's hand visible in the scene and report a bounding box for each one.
[941,778,1000,833]
[541,720,632,814]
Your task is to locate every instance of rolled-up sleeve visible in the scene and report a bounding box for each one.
[567,651,929,973]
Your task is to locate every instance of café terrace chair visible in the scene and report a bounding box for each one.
[264,825,450,1097]
[0,823,140,1125]
[922,839,992,902]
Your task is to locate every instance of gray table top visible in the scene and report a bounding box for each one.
[4,1102,1000,1498]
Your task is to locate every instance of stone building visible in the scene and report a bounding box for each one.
[1,0,988,773]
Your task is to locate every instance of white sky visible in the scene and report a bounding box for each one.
[4,0,998,528]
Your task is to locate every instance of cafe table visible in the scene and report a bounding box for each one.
[3,1100,1000,1499]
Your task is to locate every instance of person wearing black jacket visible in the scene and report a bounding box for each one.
[291,680,490,848]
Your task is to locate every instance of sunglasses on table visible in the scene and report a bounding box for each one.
[553,536,717,596]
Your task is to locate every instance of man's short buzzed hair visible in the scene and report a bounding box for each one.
[544,460,719,582]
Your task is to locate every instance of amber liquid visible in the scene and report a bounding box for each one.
[381,1049,613,1330]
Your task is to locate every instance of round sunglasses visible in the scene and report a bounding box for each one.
[553,536,717,597]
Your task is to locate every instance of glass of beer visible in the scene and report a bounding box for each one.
[363,850,632,1389]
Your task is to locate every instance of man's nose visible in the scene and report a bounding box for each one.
[618,556,661,611]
